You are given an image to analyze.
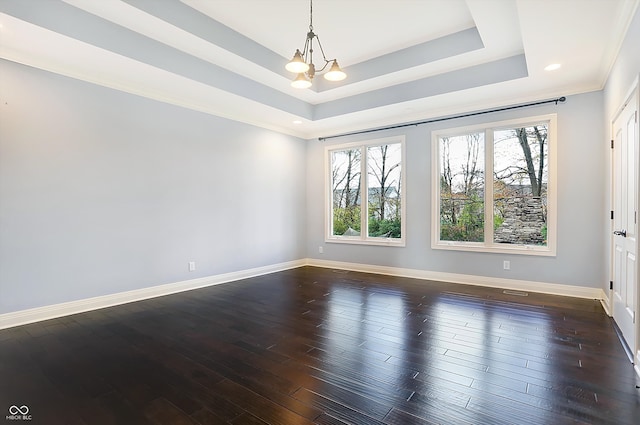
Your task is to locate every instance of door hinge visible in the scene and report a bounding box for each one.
[611,139,614,149]
[610,281,614,290]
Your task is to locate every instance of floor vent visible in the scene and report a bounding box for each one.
[503,289,529,297]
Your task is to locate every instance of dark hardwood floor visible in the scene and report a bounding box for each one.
[1,266,639,424]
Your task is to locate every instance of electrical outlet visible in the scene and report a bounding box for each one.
[188,261,196,272]
[503,260,510,270]
[319,246,324,254]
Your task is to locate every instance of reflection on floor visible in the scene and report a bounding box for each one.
[1,266,639,424]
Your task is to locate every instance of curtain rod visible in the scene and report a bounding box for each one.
[318,96,566,142]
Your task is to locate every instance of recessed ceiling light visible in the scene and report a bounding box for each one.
[544,63,562,71]
[292,120,303,125]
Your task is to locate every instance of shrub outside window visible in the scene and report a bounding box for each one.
[327,137,405,246]
[432,115,556,255]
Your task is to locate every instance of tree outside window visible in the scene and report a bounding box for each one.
[439,132,485,242]
[434,115,556,255]
[328,138,405,245]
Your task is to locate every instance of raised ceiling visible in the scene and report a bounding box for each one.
[1,0,638,139]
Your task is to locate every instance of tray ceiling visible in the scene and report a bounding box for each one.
[0,0,637,138]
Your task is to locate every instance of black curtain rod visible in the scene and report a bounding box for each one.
[318,96,567,141]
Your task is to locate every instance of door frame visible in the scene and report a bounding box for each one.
[609,75,640,376]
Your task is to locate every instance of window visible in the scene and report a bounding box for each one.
[327,137,405,246]
[432,115,556,255]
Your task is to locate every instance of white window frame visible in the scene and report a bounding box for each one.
[325,136,406,247]
[431,114,557,256]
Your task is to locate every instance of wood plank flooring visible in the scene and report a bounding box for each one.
[1,266,639,424]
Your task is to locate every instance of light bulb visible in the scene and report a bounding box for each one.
[286,50,310,73]
[291,73,312,89]
[324,60,346,81]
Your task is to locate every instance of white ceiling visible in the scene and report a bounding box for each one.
[0,0,638,139]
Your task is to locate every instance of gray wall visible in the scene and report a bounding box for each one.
[306,91,607,289]
[0,60,307,314]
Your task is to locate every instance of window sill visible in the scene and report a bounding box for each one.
[432,241,555,256]
[326,237,406,247]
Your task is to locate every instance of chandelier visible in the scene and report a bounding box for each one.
[285,0,346,88]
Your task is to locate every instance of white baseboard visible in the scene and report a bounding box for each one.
[0,259,305,330]
[305,258,606,301]
[600,291,612,316]
[0,258,608,330]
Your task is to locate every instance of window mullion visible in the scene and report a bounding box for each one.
[485,128,494,246]
[361,146,367,240]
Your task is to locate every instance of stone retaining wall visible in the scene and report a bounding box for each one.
[494,197,546,245]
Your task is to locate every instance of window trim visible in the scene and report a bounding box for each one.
[325,136,406,247]
[431,114,557,256]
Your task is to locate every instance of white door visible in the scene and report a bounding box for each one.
[612,89,638,356]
